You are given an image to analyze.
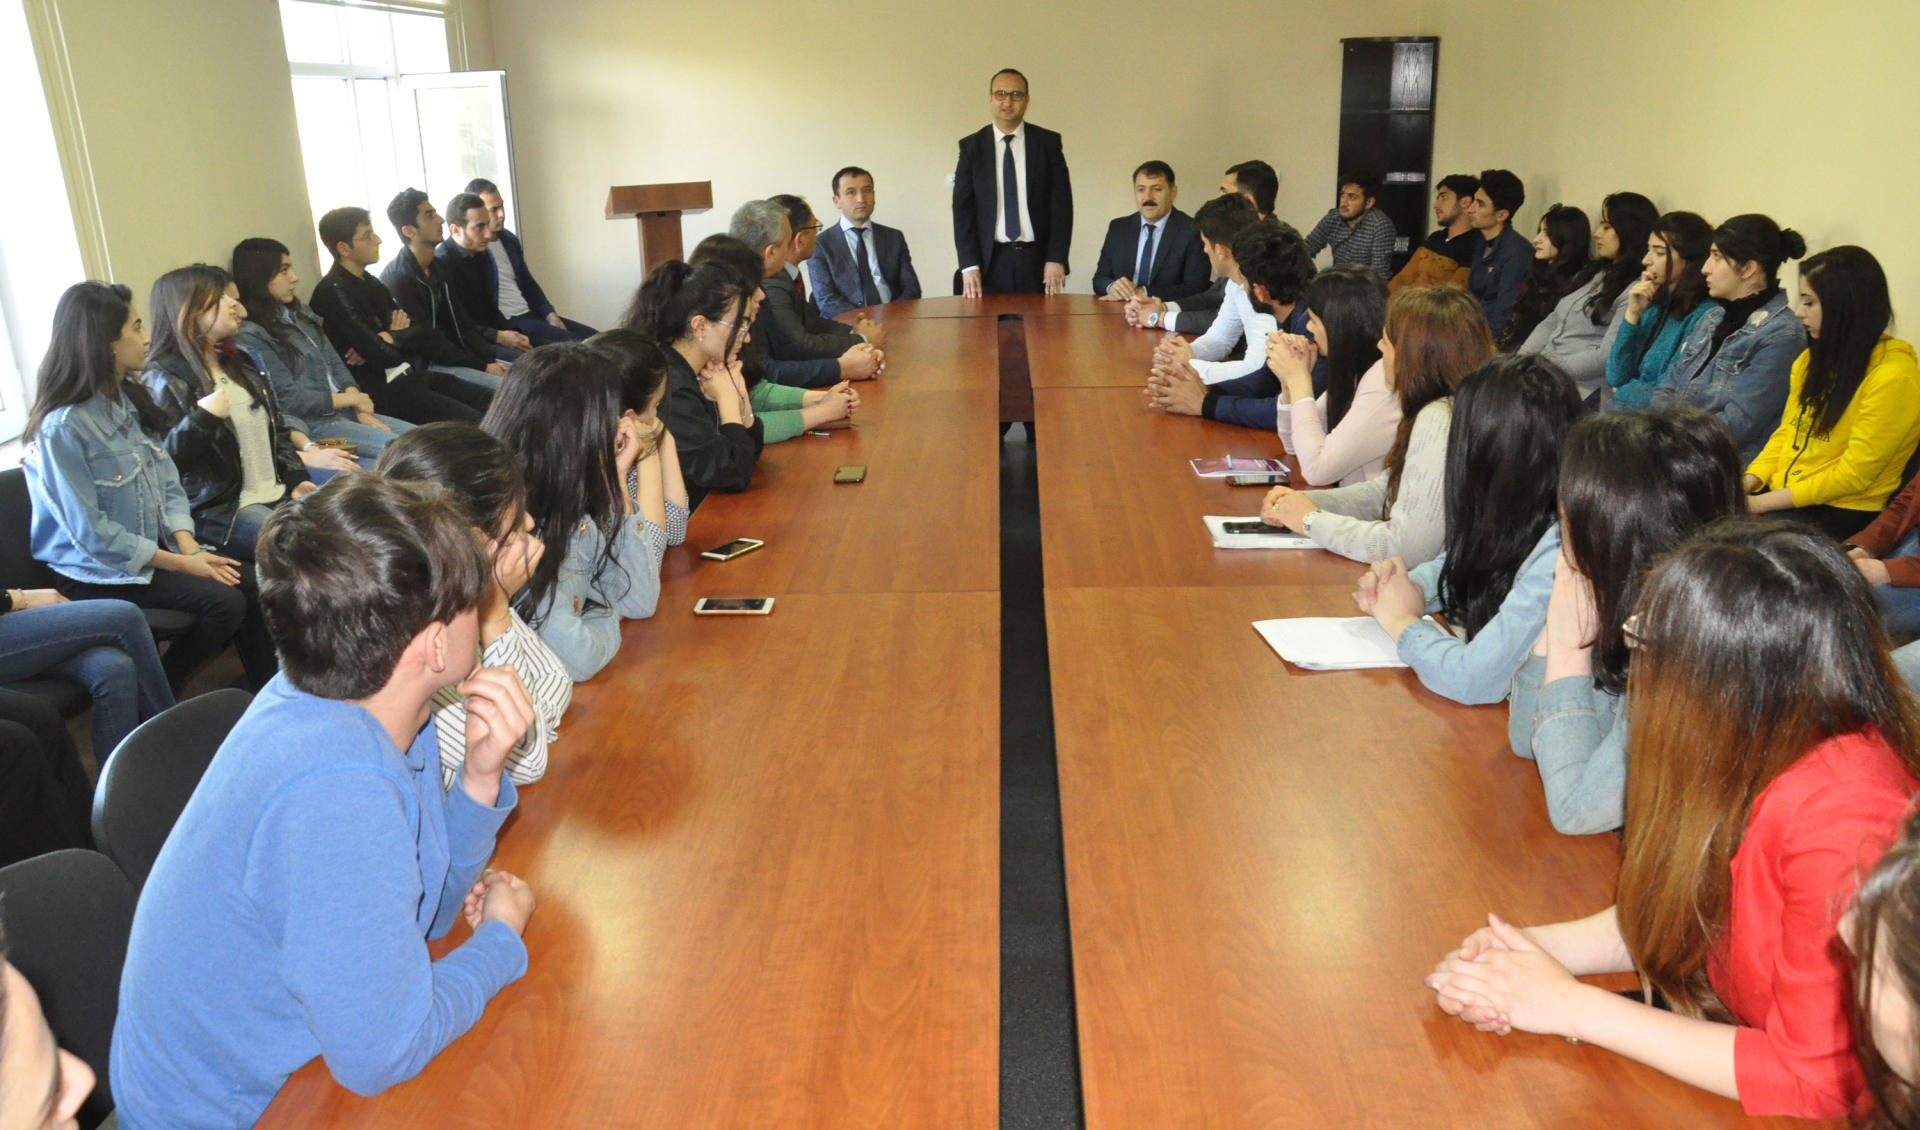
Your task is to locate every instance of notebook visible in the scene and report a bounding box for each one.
[1251,616,1412,670]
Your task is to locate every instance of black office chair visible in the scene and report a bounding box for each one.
[0,468,195,720]
[0,848,138,1130]
[91,688,251,890]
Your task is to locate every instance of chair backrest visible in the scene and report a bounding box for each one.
[0,467,59,590]
[91,688,252,891]
[0,848,138,1128]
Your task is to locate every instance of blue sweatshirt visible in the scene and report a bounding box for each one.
[112,675,525,1128]
[1467,227,1534,339]
[1198,302,1326,430]
[1396,523,1560,705]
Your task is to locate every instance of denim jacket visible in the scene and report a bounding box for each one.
[1397,523,1560,705]
[1649,290,1805,462]
[235,306,361,435]
[24,391,195,584]
[524,504,684,681]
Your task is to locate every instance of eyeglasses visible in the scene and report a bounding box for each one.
[795,222,822,235]
[1621,613,1645,650]
[991,90,1028,102]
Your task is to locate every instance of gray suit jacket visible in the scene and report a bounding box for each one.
[809,221,922,319]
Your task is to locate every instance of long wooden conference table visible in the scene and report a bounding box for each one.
[261,296,1829,1128]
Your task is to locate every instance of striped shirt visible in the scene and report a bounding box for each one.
[433,608,574,790]
[1303,207,1398,279]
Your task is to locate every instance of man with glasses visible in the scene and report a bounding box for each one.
[727,199,882,385]
[952,68,1073,297]
[763,195,886,358]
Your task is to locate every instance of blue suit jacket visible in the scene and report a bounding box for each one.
[808,221,922,319]
[1091,208,1210,302]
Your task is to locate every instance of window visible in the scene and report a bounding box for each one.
[280,0,516,261]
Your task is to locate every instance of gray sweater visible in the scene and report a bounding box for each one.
[1507,653,1627,835]
[1518,275,1629,400]
[1300,398,1451,566]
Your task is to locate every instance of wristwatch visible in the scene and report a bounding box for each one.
[1145,312,1161,328]
[0,589,14,614]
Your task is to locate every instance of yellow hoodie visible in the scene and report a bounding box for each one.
[1747,335,1920,512]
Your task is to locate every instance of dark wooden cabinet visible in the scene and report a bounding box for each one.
[1337,37,1439,275]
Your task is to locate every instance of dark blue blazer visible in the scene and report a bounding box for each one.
[951,123,1072,276]
[808,221,922,319]
[1090,208,1210,302]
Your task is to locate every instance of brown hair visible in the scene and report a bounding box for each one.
[1618,520,1920,1018]
[1380,286,1493,510]
[1850,809,1920,1129]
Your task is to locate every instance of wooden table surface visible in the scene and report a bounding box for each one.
[258,295,1835,1129]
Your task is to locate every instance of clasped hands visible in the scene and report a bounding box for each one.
[1423,914,1588,1039]
[1144,333,1204,414]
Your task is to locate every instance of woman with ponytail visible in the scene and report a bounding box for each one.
[1426,521,1920,1121]
[1651,214,1809,461]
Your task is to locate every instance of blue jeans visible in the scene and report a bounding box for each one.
[0,599,175,758]
[508,313,597,343]
[307,412,415,457]
[430,364,502,393]
[1874,530,1920,643]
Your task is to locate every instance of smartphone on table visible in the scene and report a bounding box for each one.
[693,597,775,615]
[700,538,765,561]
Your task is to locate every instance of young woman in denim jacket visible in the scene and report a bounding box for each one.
[232,237,414,458]
[23,281,249,692]
[1651,215,1808,462]
[482,342,685,681]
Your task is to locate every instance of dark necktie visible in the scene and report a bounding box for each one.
[792,268,807,304]
[1136,222,1158,288]
[853,227,878,307]
[1002,135,1019,241]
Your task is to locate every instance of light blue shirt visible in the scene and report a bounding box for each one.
[837,216,892,305]
[1396,523,1561,705]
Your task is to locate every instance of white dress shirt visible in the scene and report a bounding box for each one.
[1189,280,1276,385]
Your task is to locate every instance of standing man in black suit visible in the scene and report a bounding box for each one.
[1091,161,1211,303]
[810,167,922,319]
[952,68,1072,297]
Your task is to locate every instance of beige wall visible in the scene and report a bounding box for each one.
[484,0,1435,327]
[36,0,320,314]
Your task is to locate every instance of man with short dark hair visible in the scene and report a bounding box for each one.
[808,167,922,319]
[434,191,533,362]
[1302,171,1397,278]
[307,205,495,424]
[727,199,881,385]
[1390,173,1478,292]
[764,194,886,355]
[1467,168,1532,337]
[462,178,597,343]
[952,68,1073,296]
[1125,159,1275,333]
[112,474,538,1128]
[1143,195,1267,386]
[1091,161,1210,303]
[379,188,511,393]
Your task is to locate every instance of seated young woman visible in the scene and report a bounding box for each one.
[1267,265,1394,486]
[1519,192,1659,409]
[23,281,252,693]
[1850,475,1920,643]
[373,423,572,788]
[1843,807,1920,1129]
[1650,214,1808,461]
[1426,520,1920,1121]
[232,237,414,458]
[1499,203,1592,351]
[682,235,861,443]
[140,265,351,560]
[482,342,678,681]
[1260,285,1494,567]
[1509,408,1743,834]
[1351,354,1583,705]
[1607,211,1715,411]
[1743,245,1920,540]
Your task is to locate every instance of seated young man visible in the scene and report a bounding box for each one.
[464,177,597,344]
[1301,171,1398,278]
[1390,173,1478,291]
[1144,194,1268,386]
[434,191,535,363]
[1125,158,1276,334]
[807,166,923,319]
[1465,168,1531,339]
[111,474,537,1128]
[378,188,512,393]
[763,195,887,355]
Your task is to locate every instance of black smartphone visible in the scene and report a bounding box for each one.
[1220,520,1295,535]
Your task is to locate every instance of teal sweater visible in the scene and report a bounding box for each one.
[749,380,810,444]
[1606,301,1712,411]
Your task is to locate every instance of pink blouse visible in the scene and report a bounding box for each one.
[1276,359,1401,487]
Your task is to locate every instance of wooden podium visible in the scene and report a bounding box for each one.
[606,181,713,273]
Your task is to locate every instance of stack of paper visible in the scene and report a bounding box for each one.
[1203,515,1315,550]
[1251,617,1410,670]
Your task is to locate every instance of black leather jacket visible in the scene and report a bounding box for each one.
[139,347,309,544]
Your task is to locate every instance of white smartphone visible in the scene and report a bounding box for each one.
[700,538,765,562]
[693,597,775,615]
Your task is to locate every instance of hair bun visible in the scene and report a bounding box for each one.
[1778,228,1808,262]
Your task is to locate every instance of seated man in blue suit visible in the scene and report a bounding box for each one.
[1092,161,1211,304]
[809,166,922,320]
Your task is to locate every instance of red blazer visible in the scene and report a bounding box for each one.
[1707,728,1917,1118]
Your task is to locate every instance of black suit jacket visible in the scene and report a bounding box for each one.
[951,123,1072,275]
[808,221,922,319]
[1091,208,1210,302]
[758,270,857,362]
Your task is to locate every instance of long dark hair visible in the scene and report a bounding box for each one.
[231,236,297,354]
[479,343,631,626]
[147,264,269,408]
[1557,408,1744,692]
[26,281,162,440]
[1433,354,1582,639]
[622,257,748,360]
[1583,192,1659,325]
[1380,287,1494,511]
[1648,212,1713,321]
[586,327,673,418]
[1502,204,1590,348]
[1796,245,1893,439]
[1848,808,1920,1130]
[1304,266,1387,430]
[372,422,527,543]
[1618,520,1920,1020]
